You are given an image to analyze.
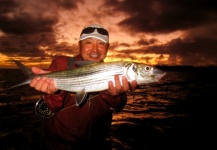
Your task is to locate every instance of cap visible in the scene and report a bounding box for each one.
[79,24,109,43]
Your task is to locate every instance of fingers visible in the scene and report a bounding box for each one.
[30,67,56,94]
[114,75,122,94]
[108,75,119,94]
[130,80,137,91]
[108,75,136,96]
[30,77,57,94]
[108,80,114,93]
[122,76,130,91]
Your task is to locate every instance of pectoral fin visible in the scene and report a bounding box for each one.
[75,89,88,106]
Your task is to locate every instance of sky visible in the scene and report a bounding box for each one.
[0,0,217,68]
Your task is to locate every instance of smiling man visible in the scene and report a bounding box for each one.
[30,24,137,149]
[79,24,110,62]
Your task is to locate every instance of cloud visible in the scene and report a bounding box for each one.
[100,0,217,66]
[137,38,158,45]
[142,37,217,66]
[102,0,217,34]
[0,0,217,67]
[0,0,82,62]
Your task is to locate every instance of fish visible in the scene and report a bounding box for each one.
[7,60,166,106]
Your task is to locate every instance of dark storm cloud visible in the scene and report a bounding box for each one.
[1,1,54,34]
[109,36,217,66]
[135,37,217,66]
[102,0,217,34]
[101,0,217,66]
[137,38,158,45]
[0,0,82,59]
[0,0,83,34]
[0,34,56,56]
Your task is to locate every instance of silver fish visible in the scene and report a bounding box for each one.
[9,60,166,106]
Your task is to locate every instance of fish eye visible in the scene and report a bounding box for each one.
[145,66,150,71]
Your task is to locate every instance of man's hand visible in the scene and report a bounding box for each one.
[108,75,137,96]
[29,67,58,94]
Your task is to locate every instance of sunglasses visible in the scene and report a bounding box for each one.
[80,27,109,36]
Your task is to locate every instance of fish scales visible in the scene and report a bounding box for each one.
[56,76,116,92]
[40,62,125,79]
[53,62,127,92]
[54,70,121,85]
[55,65,124,81]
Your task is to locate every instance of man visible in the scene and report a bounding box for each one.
[30,24,137,149]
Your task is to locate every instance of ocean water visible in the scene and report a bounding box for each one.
[0,67,216,150]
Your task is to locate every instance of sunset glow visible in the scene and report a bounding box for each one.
[0,0,216,68]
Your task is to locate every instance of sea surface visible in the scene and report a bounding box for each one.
[0,67,216,150]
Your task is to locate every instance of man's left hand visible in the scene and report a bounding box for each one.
[108,75,137,96]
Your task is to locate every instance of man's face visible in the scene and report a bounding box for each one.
[79,38,109,62]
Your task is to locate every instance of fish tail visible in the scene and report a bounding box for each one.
[7,79,31,90]
[13,60,33,77]
[7,60,34,90]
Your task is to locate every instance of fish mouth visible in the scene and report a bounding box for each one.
[156,72,166,81]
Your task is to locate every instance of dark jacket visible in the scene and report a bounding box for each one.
[43,55,127,149]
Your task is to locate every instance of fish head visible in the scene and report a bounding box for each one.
[134,63,166,85]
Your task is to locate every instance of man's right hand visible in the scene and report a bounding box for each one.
[29,67,58,94]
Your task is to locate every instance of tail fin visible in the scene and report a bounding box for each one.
[6,79,30,90]
[7,60,34,90]
[13,60,33,76]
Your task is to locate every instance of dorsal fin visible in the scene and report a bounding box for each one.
[74,60,96,67]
